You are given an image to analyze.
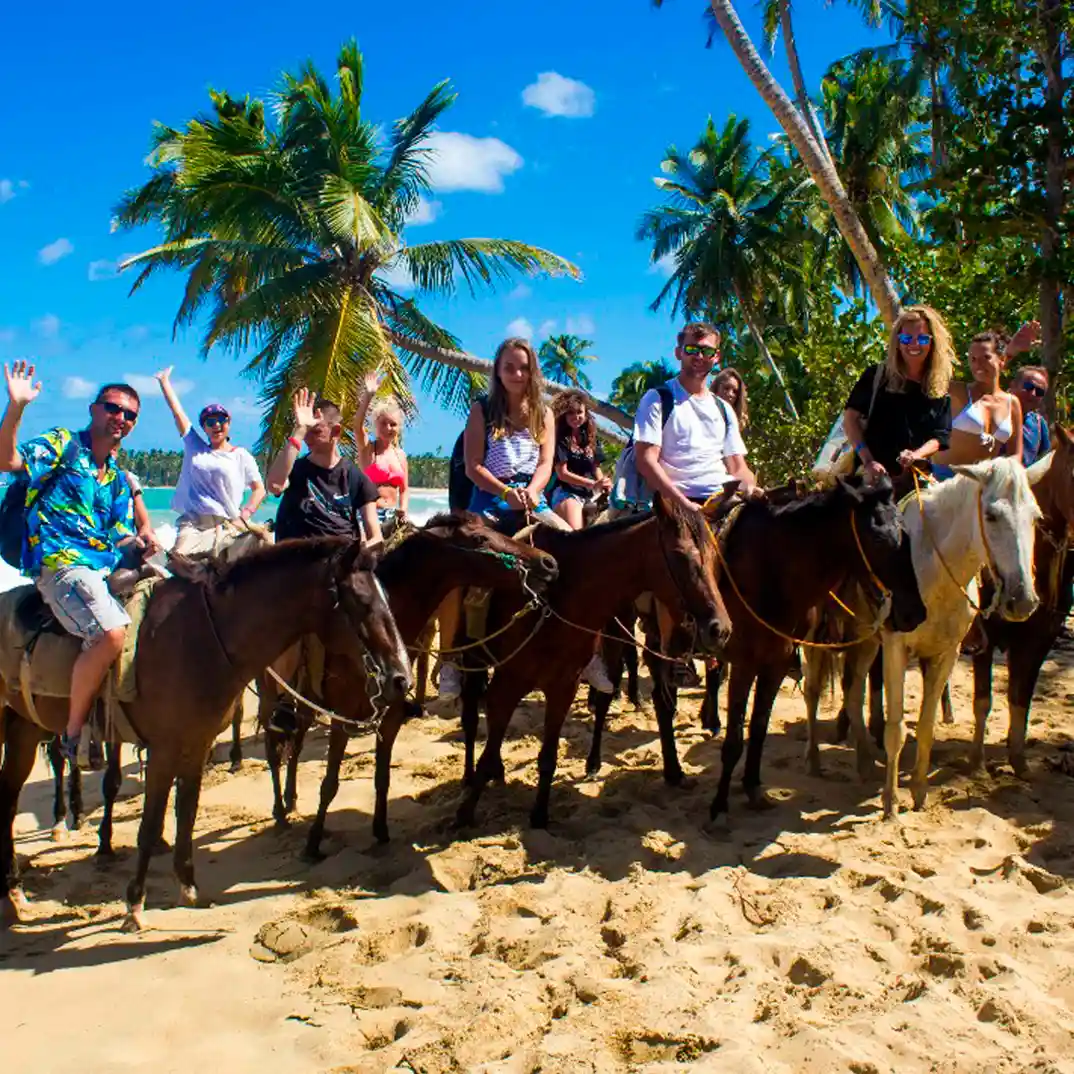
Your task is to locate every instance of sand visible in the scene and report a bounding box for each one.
[3,640,1074,1074]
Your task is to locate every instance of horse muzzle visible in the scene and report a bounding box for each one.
[696,615,732,657]
[997,583,1039,623]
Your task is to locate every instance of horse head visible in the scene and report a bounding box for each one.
[836,476,927,634]
[419,513,559,592]
[952,456,1041,622]
[1045,425,1074,533]
[652,492,733,656]
[332,542,412,709]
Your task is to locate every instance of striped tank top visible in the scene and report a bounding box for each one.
[484,427,540,480]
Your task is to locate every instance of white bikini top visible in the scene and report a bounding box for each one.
[952,397,1013,444]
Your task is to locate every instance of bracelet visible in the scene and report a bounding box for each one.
[287,436,302,451]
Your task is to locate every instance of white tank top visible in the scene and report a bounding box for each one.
[484,427,540,479]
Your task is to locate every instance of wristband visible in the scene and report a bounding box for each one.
[288,436,302,451]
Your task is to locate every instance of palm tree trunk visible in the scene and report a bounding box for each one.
[707,0,902,327]
[389,332,632,438]
[733,285,799,419]
[779,0,834,170]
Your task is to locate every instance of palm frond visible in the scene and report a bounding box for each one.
[402,240,580,297]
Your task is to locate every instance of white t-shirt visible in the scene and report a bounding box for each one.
[633,378,747,499]
[172,428,262,518]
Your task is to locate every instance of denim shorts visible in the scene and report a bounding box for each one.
[37,565,131,647]
[468,483,553,533]
[550,484,592,509]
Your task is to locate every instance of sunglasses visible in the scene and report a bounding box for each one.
[203,417,229,429]
[897,333,932,347]
[682,343,720,359]
[99,400,139,423]
[1020,381,1046,398]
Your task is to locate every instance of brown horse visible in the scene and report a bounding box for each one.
[0,537,411,930]
[973,428,1074,775]
[453,494,733,830]
[587,478,927,821]
[245,514,558,843]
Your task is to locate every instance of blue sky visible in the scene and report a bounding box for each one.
[0,0,883,456]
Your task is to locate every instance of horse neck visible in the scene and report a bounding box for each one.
[1031,455,1068,537]
[911,477,986,590]
[209,546,338,682]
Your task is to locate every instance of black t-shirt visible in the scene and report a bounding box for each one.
[846,364,951,475]
[274,455,377,541]
[554,435,605,491]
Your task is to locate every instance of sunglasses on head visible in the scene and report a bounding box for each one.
[682,343,720,359]
[1021,381,1046,398]
[898,333,932,347]
[99,400,139,423]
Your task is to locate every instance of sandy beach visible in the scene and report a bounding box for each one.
[3,642,1074,1074]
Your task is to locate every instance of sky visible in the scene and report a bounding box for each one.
[0,0,885,456]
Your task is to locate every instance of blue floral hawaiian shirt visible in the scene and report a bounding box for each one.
[18,427,133,576]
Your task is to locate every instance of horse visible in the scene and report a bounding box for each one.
[971,429,1074,776]
[586,478,928,822]
[453,494,734,831]
[249,514,558,844]
[0,536,411,930]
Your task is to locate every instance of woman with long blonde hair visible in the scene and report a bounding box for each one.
[354,372,409,526]
[842,304,953,495]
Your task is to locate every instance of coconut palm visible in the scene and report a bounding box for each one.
[538,334,597,388]
[114,41,580,450]
[638,115,809,417]
[610,359,678,414]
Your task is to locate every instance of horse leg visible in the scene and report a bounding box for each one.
[124,751,176,931]
[802,652,826,777]
[530,680,578,830]
[96,741,123,858]
[585,635,626,778]
[172,757,208,908]
[710,663,753,821]
[645,650,685,786]
[228,699,244,772]
[68,749,84,831]
[1,713,40,928]
[624,635,640,709]
[868,650,885,750]
[283,711,312,816]
[909,651,958,811]
[699,661,723,735]
[969,646,995,773]
[303,722,347,861]
[941,682,954,725]
[742,664,785,810]
[46,736,67,838]
[460,670,490,785]
[1005,638,1051,779]
[845,641,881,781]
[881,638,908,818]
[265,723,289,827]
[372,703,406,844]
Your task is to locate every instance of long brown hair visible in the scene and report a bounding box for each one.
[552,389,597,457]
[712,367,748,428]
[884,304,955,399]
[486,337,546,442]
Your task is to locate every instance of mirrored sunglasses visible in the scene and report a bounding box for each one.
[897,333,932,346]
[683,343,720,359]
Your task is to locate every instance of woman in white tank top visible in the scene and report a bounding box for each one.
[932,331,1023,479]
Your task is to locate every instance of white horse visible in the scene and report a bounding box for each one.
[806,457,1040,816]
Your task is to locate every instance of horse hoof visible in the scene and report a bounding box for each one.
[454,808,476,830]
[581,766,603,783]
[663,770,692,789]
[229,761,243,774]
[529,812,550,830]
[273,815,290,830]
[805,752,823,778]
[745,789,777,812]
[51,823,69,843]
[372,824,390,845]
[123,903,147,932]
[1,896,23,929]
[701,816,731,838]
[301,842,327,864]
[1010,756,1030,780]
[95,844,117,861]
[967,751,986,776]
[179,884,199,908]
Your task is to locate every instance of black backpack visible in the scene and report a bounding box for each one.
[448,395,490,512]
[0,434,80,570]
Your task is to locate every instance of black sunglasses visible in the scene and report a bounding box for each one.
[202,417,229,429]
[99,400,139,423]
[1021,381,1046,398]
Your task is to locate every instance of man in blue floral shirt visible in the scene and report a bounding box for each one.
[0,361,155,759]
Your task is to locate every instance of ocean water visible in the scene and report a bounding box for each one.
[0,485,451,594]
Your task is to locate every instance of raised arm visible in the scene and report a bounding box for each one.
[0,361,41,472]
[155,367,193,437]
[353,371,381,468]
[265,389,317,495]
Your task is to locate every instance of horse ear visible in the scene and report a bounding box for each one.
[359,544,383,572]
[165,552,218,586]
[950,460,992,483]
[651,492,672,519]
[1054,424,1074,451]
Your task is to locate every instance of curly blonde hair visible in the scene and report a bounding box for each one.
[487,337,547,442]
[884,305,955,399]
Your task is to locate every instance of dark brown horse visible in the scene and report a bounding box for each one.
[453,494,733,830]
[588,478,927,821]
[245,514,558,848]
[972,428,1074,776]
[0,537,411,930]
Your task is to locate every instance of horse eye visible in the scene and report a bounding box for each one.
[984,506,1001,523]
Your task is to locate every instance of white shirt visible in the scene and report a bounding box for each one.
[633,378,747,499]
[172,428,262,518]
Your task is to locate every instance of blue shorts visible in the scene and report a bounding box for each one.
[469,484,553,533]
[931,463,955,481]
[37,565,130,648]
[550,485,592,509]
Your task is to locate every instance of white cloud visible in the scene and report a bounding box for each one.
[63,375,96,399]
[226,396,262,418]
[123,372,193,396]
[0,180,14,205]
[508,283,532,300]
[32,314,60,338]
[649,252,677,277]
[426,132,523,193]
[88,259,120,282]
[38,238,74,265]
[407,197,441,226]
[378,259,415,291]
[505,317,534,340]
[566,314,596,336]
[537,319,557,339]
[522,72,596,118]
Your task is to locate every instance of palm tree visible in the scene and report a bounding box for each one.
[656,0,902,326]
[638,115,808,417]
[538,334,597,388]
[610,359,678,414]
[114,42,580,450]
